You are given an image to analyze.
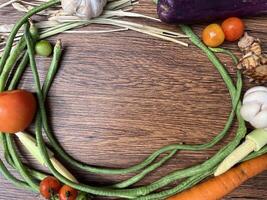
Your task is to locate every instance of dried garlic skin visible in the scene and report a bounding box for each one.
[61,0,107,19]
[237,32,267,83]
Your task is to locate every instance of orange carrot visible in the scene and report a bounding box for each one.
[167,154,267,200]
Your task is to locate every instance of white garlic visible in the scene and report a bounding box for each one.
[61,0,107,19]
[215,86,267,176]
[240,86,267,129]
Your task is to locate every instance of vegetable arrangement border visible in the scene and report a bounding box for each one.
[0,0,267,200]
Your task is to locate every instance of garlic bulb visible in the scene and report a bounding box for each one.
[215,86,267,176]
[61,0,107,19]
[240,86,267,128]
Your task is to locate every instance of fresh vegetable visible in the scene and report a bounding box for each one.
[59,185,78,200]
[215,129,267,176]
[222,17,245,42]
[76,192,92,200]
[215,86,267,176]
[40,176,61,199]
[168,154,267,200]
[61,0,107,20]
[237,33,267,83]
[16,131,78,183]
[157,0,267,24]
[240,86,267,128]
[0,37,26,91]
[35,40,53,57]
[34,25,247,199]
[29,20,39,41]
[202,24,225,47]
[0,90,36,133]
[15,39,78,183]
[0,1,191,51]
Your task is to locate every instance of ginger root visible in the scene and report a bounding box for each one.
[237,32,267,83]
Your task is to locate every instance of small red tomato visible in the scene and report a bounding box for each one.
[59,185,78,200]
[202,24,225,47]
[222,17,245,42]
[0,90,36,133]
[40,176,62,199]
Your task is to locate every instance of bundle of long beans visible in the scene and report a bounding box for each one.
[0,0,267,199]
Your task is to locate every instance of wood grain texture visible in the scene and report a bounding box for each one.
[0,1,267,199]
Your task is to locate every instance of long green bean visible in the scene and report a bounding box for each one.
[0,23,40,193]
[0,39,25,90]
[5,134,39,191]
[0,0,245,178]
[4,50,50,181]
[135,169,215,200]
[0,52,43,190]
[0,135,31,190]
[33,25,246,199]
[41,85,240,175]
[26,21,133,198]
[113,149,178,189]
[0,0,60,74]
[0,45,35,191]
[0,159,33,191]
[8,52,29,90]
[134,42,246,200]
[0,0,250,197]
[41,38,181,187]
[1,0,266,198]
[0,21,50,192]
[209,47,267,163]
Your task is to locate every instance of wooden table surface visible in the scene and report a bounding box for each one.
[1,1,267,200]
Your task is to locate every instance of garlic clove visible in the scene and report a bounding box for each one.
[250,110,267,129]
[240,102,261,122]
[244,86,267,97]
[61,0,78,15]
[262,103,267,110]
[62,0,107,20]
[243,91,267,104]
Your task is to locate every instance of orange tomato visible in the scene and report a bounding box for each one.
[40,176,62,199]
[222,17,245,42]
[0,90,36,133]
[59,185,78,200]
[202,24,225,47]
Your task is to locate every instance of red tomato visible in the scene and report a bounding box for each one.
[40,176,62,199]
[59,185,78,200]
[202,24,225,47]
[0,90,36,133]
[222,17,245,42]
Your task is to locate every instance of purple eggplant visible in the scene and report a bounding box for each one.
[157,0,267,24]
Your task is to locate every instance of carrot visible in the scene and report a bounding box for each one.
[167,154,267,200]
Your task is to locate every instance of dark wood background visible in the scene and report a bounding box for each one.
[0,1,267,199]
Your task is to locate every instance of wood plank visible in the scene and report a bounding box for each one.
[0,1,266,199]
